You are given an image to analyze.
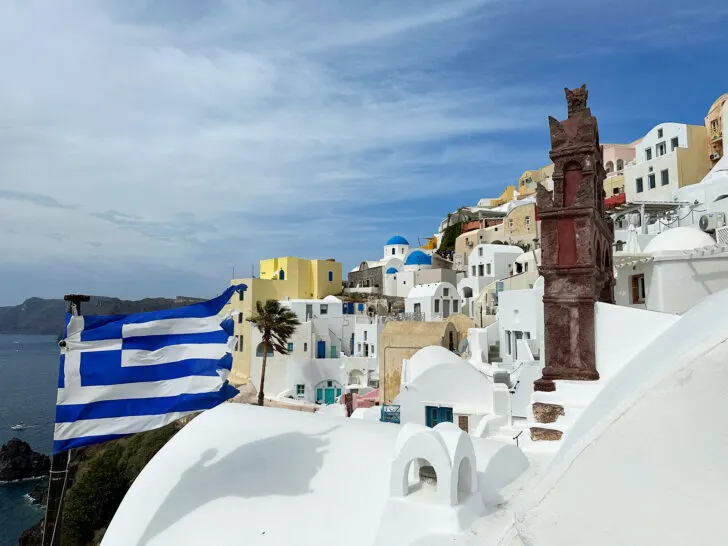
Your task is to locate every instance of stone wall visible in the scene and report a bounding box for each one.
[347,264,383,291]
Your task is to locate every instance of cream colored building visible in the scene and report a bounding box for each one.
[705,93,728,168]
[624,123,711,203]
[379,320,459,405]
[226,257,343,385]
[517,164,554,199]
[602,142,638,197]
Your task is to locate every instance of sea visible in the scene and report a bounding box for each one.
[0,335,59,546]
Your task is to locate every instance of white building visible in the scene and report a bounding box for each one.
[396,346,513,437]
[614,226,728,314]
[457,244,524,318]
[624,122,710,203]
[349,236,458,297]
[404,282,460,321]
[248,295,380,405]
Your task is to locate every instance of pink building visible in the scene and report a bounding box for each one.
[602,142,638,177]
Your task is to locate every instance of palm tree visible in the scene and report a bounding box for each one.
[247,299,301,406]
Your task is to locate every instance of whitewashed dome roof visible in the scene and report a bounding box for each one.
[643,227,715,254]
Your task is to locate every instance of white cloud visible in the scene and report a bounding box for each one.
[0,0,553,301]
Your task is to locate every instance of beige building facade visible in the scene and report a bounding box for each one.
[379,321,459,405]
[705,93,728,168]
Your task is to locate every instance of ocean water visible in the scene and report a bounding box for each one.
[0,335,59,546]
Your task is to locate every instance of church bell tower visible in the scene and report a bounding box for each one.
[534,85,615,393]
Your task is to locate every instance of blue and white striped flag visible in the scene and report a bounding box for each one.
[53,285,246,453]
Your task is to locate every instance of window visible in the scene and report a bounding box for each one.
[287,342,294,352]
[636,177,644,193]
[631,274,646,304]
[237,313,243,323]
[358,342,362,353]
[671,137,679,151]
[613,187,621,195]
[661,169,669,186]
[656,142,666,156]
[486,263,492,275]
[371,344,375,355]
[506,331,512,355]
[648,173,656,189]
[617,159,624,171]
[508,219,514,228]
[453,299,459,312]
[364,331,368,341]
[328,271,333,282]
[279,269,285,281]
[443,287,450,297]
[296,384,305,396]
[304,342,308,352]
[236,335,244,352]
[478,264,484,276]
[320,304,328,315]
[658,128,663,138]
[645,147,652,160]
[471,265,476,276]
[255,342,274,357]
[391,248,395,255]
[434,299,440,313]
[525,216,531,226]
[478,247,483,256]
[413,303,421,316]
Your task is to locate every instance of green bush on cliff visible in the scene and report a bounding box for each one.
[438,221,462,253]
[60,423,180,546]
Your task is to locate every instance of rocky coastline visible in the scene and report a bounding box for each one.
[0,438,50,483]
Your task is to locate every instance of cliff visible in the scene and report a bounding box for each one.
[0,438,50,482]
[0,295,205,335]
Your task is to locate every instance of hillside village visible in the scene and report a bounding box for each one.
[101,89,728,545]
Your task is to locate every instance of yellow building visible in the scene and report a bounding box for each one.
[483,185,516,207]
[517,164,554,198]
[226,257,343,385]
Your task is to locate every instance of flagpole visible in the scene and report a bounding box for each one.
[42,294,89,546]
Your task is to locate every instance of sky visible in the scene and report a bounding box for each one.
[0,0,727,305]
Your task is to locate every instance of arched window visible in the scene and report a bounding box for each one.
[279,269,285,281]
[616,159,624,171]
[256,342,274,357]
[328,271,333,281]
[605,161,614,173]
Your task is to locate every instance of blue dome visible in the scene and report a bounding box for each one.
[385,267,398,274]
[385,235,409,246]
[404,250,432,266]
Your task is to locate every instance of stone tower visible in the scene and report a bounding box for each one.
[534,85,615,393]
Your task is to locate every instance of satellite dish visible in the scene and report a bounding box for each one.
[458,338,469,354]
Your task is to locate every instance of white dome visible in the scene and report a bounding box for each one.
[643,227,715,254]
[406,345,463,384]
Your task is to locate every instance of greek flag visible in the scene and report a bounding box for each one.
[53,285,246,453]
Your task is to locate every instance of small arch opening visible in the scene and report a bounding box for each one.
[404,457,438,496]
[616,158,624,171]
[457,457,473,503]
[278,269,285,281]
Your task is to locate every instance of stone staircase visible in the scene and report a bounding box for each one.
[527,380,605,444]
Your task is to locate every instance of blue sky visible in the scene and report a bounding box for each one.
[0,0,726,305]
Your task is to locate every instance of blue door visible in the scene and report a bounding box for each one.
[317,340,326,359]
[316,388,323,403]
[425,406,454,427]
[324,389,335,405]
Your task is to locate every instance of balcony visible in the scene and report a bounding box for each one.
[711,129,723,143]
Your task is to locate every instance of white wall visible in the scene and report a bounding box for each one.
[649,257,728,314]
[624,123,688,203]
[616,256,728,315]
[496,283,544,364]
[404,282,460,321]
[383,244,409,260]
